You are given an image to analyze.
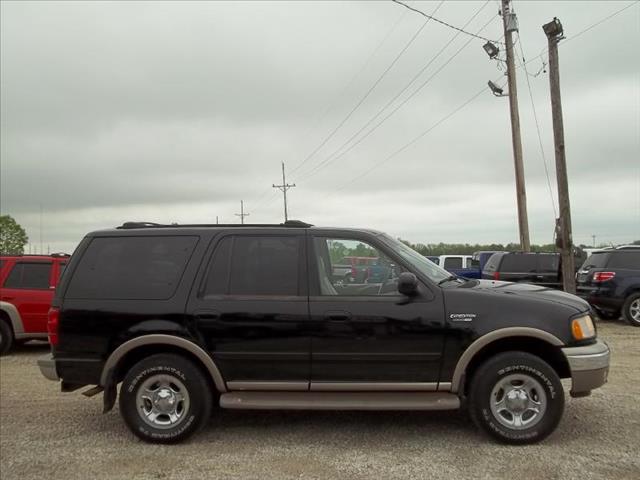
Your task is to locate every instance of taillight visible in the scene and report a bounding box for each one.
[593,272,615,283]
[47,307,60,346]
[493,271,500,280]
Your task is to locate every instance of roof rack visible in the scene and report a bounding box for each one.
[117,220,314,229]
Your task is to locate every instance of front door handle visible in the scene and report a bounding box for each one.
[324,311,352,322]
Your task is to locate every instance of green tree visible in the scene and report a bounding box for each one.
[0,215,28,254]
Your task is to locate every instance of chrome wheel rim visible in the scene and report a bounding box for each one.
[630,299,640,322]
[490,374,547,430]
[136,374,190,430]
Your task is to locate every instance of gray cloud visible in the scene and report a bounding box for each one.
[1,1,639,254]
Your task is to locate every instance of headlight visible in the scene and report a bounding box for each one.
[571,314,595,341]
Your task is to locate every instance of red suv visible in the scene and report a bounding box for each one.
[0,253,70,354]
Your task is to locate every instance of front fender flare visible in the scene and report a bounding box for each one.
[449,327,564,394]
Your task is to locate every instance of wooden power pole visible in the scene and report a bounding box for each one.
[235,200,249,225]
[502,0,530,252]
[544,17,575,294]
[272,162,296,222]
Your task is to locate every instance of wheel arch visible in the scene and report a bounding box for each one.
[100,334,227,393]
[0,301,24,336]
[450,327,569,395]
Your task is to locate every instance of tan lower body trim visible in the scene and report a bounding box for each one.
[226,381,308,391]
[310,382,438,392]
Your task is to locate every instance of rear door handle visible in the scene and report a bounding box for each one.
[324,311,352,322]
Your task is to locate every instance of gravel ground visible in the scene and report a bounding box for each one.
[1,320,639,480]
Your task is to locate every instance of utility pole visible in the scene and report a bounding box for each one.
[592,235,596,248]
[544,17,575,294]
[501,0,530,252]
[272,162,296,222]
[235,200,249,225]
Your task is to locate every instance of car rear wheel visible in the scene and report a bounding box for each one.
[622,293,640,327]
[469,351,565,444]
[119,354,213,444]
[0,320,14,356]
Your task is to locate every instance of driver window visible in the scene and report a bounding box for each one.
[313,237,402,296]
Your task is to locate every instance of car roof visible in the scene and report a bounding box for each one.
[85,221,385,238]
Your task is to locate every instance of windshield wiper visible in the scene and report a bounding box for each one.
[437,275,459,286]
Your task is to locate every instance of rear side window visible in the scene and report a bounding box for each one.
[3,262,52,289]
[607,252,640,269]
[501,254,537,272]
[66,236,198,300]
[581,253,610,270]
[537,255,559,272]
[444,257,462,269]
[483,254,501,272]
[230,236,299,296]
[202,235,300,296]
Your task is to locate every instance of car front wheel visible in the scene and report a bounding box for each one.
[623,293,640,327]
[119,354,213,444]
[469,351,565,444]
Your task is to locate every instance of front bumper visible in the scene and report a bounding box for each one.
[38,354,60,381]
[562,339,610,396]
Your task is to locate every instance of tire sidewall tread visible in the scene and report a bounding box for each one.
[622,292,640,327]
[119,353,212,444]
[469,351,565,445]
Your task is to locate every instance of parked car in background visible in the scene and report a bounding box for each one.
[438,255,476,278]
[576,246,640,326]
[425,255,440,265]
[482,252,561,289]
[332,256,392,283]
[0,253,70,354]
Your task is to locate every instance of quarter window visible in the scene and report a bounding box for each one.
[3,262,52,289]
[66,236,198,300]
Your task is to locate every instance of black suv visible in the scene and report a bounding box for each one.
[576,247,640,326]
[38,222,609,444]
[482,252,561,289]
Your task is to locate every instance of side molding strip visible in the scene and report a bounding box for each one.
[449,327,564,394]
[220,391,460,411]
[100,334,227,393]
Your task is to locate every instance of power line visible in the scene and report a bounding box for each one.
[521,1,639,68]
[331,82,499,194]
[295,7,408,157]
[296,6,496,182]
[391,0,503,45]
[289,0,446,177]
[515,31,557,217]
[248,6,409,210]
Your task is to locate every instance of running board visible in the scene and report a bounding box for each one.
[219,391,460,411]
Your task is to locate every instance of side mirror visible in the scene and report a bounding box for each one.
[398,272,418,296]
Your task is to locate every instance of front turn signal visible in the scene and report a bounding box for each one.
[571,315,595,341]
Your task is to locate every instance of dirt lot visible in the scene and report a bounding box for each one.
[1,320,638,480]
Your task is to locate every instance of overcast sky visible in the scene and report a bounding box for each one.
[1,0,639,254]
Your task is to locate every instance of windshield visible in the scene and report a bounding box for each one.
[380,234,451,283]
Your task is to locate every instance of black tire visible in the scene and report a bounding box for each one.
[119,354,213,444]
[468,351,565,445]
[0,320,14,356]
[595,309,619,321]
[622,292,640,327]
